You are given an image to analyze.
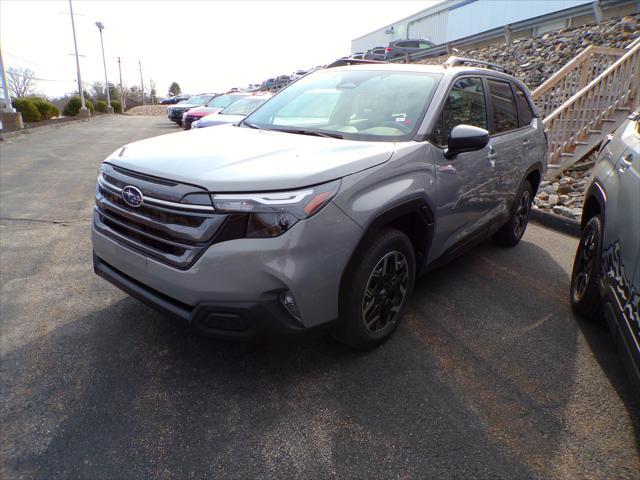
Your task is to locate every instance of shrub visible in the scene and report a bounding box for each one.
[30,98,60,120]
[63,96,94,116]
[13,98,41,122]
[85,99,94,113]
[95,100,108,113]
[111,100,122,113]
[63,96,82,116]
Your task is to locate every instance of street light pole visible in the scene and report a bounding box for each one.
[117,56,126,111]
[95,21,113,113]
[139,60,145,106]
[0,44,23,130]
[68,0,88,117]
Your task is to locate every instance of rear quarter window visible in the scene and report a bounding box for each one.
[513,85,534,127]
[487,79,518,134]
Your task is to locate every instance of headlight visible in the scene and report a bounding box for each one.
[212,179,340,238]
[192,120,199,128]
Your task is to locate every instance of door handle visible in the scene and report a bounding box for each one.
[619,154,633,172]
[522,138,530,146]
[487,146,498,167]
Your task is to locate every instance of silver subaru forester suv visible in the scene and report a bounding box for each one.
[93,59,547,349]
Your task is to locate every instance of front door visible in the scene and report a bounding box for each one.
[430,76,499,260]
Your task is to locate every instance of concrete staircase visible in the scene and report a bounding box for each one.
[531,37,640,177]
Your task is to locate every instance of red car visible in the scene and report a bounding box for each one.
[182,93,251,129]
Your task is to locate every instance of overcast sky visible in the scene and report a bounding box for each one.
[1,1,439,98]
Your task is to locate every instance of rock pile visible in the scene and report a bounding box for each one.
[417,14,639,89]
[125,105,167,116]
[533,154,595,221]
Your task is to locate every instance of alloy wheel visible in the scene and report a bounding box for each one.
[361,251,409,333]
[514,189,531,239]
[573,225,597,300]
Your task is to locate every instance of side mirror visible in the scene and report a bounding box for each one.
[444,124,490,159]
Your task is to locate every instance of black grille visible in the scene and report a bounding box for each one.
[94,165,225,269]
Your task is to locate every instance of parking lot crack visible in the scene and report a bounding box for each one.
[0,217,89,227]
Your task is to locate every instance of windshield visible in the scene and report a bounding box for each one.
[187,95,214,105]
[221,97,269,115]
[207,94,244,108]
[244,69,441,142]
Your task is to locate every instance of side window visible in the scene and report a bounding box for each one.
[513,85,534,127]
[487,79,518,133]
[432,77,487,147]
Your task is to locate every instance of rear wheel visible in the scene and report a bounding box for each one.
[333,229,415,350]
[570,215,603,319]
[493,179,533,247]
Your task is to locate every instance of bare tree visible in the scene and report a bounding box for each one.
[6,67,36,98]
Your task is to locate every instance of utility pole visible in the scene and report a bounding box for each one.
[117,56,126,111]
[139,60,144,106]
[0,44,23,130]
[68,0,89,117]
[95,21,113,113]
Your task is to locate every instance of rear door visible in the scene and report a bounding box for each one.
[485,78,524,218]
[430,76,500,259]
[602,116,640,349]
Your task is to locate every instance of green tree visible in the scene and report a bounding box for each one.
[168,82,181,97]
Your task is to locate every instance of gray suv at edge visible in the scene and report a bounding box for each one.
[570,112,640,395]
[92,62,547,349]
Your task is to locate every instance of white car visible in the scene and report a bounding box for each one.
[191,94,273,129]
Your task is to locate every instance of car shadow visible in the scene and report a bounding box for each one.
[3,237,639,478]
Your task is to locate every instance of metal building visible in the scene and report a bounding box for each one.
[351,0,639,53]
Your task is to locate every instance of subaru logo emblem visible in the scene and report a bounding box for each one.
[122,185,143,208]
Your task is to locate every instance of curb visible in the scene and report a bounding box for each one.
[0,115,108,142]
[530,208,581,237]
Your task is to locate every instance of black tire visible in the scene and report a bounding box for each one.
[332,229,416,350]
[570,215,603,320]
[493,179,533,247]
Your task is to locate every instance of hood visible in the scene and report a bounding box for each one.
[170,103,201,110]
[186,106,224,117]
[105,124,394,192]
[199,113,244,127]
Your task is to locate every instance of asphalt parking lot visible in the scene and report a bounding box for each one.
[1,116,639,479]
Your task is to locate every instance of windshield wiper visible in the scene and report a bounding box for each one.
[272,128,343,139]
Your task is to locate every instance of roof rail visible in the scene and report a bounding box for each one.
[325,58,387,68]
[444,56,513,75]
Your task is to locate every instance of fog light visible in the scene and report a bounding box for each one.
[280,291,302,322]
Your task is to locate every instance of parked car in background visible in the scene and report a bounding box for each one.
[570,112,640,398]
[191,93,273,129]
[386,39,435,59]
[275,75,291,88]
[364,47,387,61]
[167,93,218,125]
[182,92,250,129]
[160,95,191,105]
[290,70,308,81]
[349,52,365,59]
[93,61,546,349]
[261,78,276,90]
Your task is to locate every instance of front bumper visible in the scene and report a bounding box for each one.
[94,254,309,338]
[168,110,187,122]
[92,202,364,332]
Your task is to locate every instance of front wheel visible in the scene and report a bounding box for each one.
[493,179,533,247]
[570,215,603,319]
[333,229,415,350]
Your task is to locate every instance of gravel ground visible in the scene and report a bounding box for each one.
[1,116,639,479]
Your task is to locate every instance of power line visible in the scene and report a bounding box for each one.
[3,51,40,66]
